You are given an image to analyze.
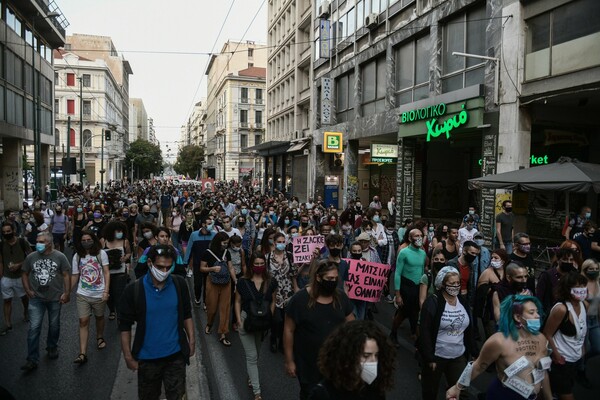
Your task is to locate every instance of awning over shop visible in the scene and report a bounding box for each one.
[247,141,290,156]
[287,141,310,153]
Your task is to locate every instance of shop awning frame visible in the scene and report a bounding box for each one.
[247,141,290,156]
[287,141,310,153]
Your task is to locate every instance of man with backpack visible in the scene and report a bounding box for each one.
[0,222,32,335]
[118,244,195,400]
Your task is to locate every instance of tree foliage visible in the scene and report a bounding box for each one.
[125,139,163,179]
[173,145,204,177]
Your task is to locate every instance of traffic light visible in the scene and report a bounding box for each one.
[105,130,111,141]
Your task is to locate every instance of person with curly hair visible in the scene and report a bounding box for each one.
[447,295,552,400]
[308,320,396,400]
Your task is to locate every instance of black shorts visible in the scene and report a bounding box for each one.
[549,360,577,395]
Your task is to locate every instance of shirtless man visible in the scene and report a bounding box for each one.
[447,295,552,400]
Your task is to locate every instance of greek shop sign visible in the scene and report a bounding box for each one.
[371,144,398,163]
[323,132,343,153]
[401,103,470,142]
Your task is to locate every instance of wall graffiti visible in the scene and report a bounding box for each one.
[4,170,20,193]
[346,175,358,203]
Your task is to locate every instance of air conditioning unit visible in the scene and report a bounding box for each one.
[318,1,331,18]
[365,13,378,29]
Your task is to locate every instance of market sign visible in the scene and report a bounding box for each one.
[370,143,398,163]
[323,132,343,153]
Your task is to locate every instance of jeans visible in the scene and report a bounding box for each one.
[239,311,263,395]
[27,298,62,363]
[138,352,186,400]
[352,299,367,320]
[107,273,128,313]
[587,315,600,358]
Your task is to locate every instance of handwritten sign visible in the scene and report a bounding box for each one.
[292,235,325,263]
[343,259,391,303]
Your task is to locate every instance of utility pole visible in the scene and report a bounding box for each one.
[66,116,71,184]
[100,128,105,191]
[78,77,84,183]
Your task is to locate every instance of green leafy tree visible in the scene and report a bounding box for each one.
[125,139,163,179]
[173,145,204,177]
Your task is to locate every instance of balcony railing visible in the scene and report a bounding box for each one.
[241,98,249,104]
[255,98,264,105]
[240,122,249,128]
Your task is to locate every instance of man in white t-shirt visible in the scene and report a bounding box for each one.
[41,203,54,226]
[221,215,241,238]
[457,216,478,254]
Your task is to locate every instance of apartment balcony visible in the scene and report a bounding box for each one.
[240,122,249,128]
[298,87,310,105]
[254,123,264,130]
[255,99,264,105]
[240,98,249,104]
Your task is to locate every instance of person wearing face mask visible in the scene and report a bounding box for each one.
[308,320,396,400]
[70,232,110,364]
[394,229,427,339]
[167,207,183,253]
[457,217,478,255]
[117,244,195,400]
[85,210,107,240]
[235,254,277,400]
[227,235,247,331]
[267,233,298,352]
[574,221,596,260]
[543,272,588,400]
[495,200,514,254]
[418,267,478,400]
[492,263,531,323]
[476,249,509,338]
[184,216,217,309]
[100,221,132,322]
[577,259,600,388]
[135,223,158,261]
[0,222,32,336]
[565,205,592,240]
[179,211,199,258]
[509,233,536,293]
[284,259,355,399]
[49,205,69,252]
[368,196,382,210]
[537,247,579,317]
[20,233,71,372]
[471,232,491,283]
[201,232,236,346]
[25,212,48,251]
[134,205,156,241]
[447,241,481,305]
[446,295,552,400]
[380,220,400,304]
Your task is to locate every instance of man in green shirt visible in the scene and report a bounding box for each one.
[395,228,427,337]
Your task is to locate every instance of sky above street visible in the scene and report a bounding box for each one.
[57,0,267,156]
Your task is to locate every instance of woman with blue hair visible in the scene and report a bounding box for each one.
[446,295,552,400]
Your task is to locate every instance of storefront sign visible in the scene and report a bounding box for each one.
[323,131,343,153]
[371,144,398,163]
[319,20,331,59]
[400,102,471,142]
[425,104,469,142]
[292,235,325,263]
[343,259,391,303]
[321,77,332,125]
[478,154,550,166]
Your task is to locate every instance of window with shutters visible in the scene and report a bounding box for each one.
[67,73,75,86]
[69,128,76,147]
[67,99,75,114]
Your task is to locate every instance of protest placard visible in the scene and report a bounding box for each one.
[292,235,325,263]
[343,259,391,302]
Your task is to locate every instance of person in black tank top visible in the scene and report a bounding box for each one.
[434,226,459,262]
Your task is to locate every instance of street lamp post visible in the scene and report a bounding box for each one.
[100,128,105,191]
[78,77,84,183]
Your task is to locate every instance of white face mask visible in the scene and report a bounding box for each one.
[571,287,588,301]
[360,361,378,385]
[150,263,173,282]
[143,231,154,239]
[490,259,503,269]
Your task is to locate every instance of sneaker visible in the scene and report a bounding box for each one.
[20,361,38,372]
[0,326,12,336]
[385,294,394,304]
[47,348,59,360]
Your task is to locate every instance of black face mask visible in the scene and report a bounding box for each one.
[505,207,513,213]
[511,281,527,292]
[432,261,445,273]
[329,248,341,257]
[559,262,575,273]
[464,253,477,264]
[319,279,338,296]
[301,222,309,228]
[2,233,14,241]
[350,253,362,260]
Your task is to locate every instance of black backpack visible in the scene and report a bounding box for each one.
[242,279,272,332]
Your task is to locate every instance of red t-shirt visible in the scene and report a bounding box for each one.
[459,261,469,294]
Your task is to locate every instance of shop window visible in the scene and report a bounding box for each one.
[361,56,387,116]
[336,71,355,122]
[442,6,486,92]
[525,0,600,81]
[395,35,430,105]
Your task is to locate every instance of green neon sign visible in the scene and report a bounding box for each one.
[401,103,470,142]
[478,154,550,166]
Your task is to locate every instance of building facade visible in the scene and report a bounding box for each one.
[129,98,148,142]
[259,0,313,199]
[0,0,68,209]
[54,48,129,185]
[204,41,267,182]
[309,0,600,241]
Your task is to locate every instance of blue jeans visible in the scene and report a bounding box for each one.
[27,298,62,363]
[352,299,367,320]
